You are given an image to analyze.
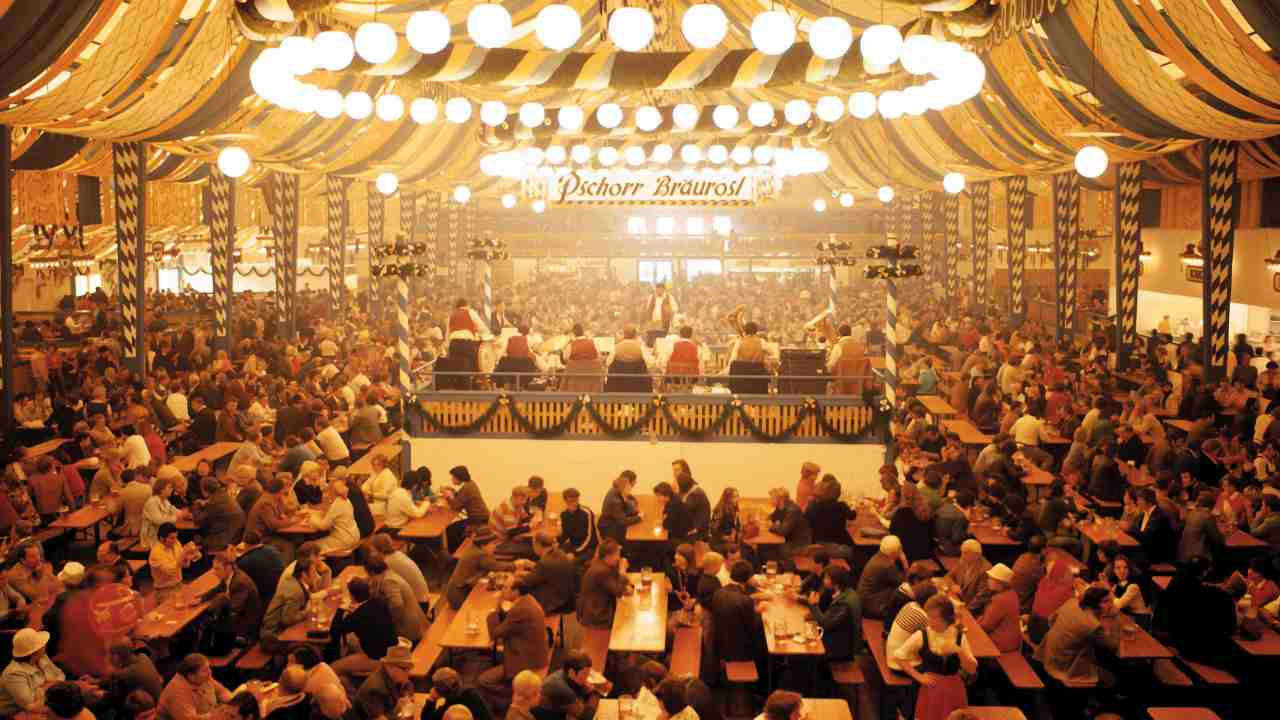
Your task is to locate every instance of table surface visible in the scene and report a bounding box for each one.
[1147,709,1221,720]
[757,574,824,657]
[740,499,785,546]
[968,520,1021,548]
[1164,419,1198,434]
[23,438,68,457]
[610,572,669,653]
[1233,625,1280,656]
[172,441,241,473]
[1105,616,1173,659]
[1225,529,1268,549]
[595,698,852,720]
[627,495,669,543]
[440,581,503,650]
[1077,520,1141,549]
[918,396,958,416]
[348,431,405,476]
[956,709,1029,720]
[51,501,114,530]
[943,419,993,445]
[279,566,366,642]
[398,503,460,540]
[134,567,223,640]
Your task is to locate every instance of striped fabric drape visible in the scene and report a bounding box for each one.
[112,142,146,377]
[208,170,235,348]
[1201,140,1240,381]
[1114,163,1143,370]
[1051,173,1081,344]
[1006,177,1028,319]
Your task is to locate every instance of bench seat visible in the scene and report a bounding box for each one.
[996,651,1044,690]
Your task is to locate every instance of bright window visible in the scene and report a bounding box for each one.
[656,217,675,235]
[686,217,705,235]
[638,260,673,284]
[685,259,721,279]
[74,274,102,296]
[713,216,732,235]
[157,268,180,292]
[628,216,647,234]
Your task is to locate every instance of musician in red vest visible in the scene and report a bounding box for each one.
[643,282,678,346]
[662,325,705,377]
[446,298,491,341]
[561,323,602,393]
[497,324,547,372]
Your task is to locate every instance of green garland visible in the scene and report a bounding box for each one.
[411,393,884,443]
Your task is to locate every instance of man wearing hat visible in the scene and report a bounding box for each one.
[978,563,1021,653]
[0,627,68,714]
[354,639,416,719]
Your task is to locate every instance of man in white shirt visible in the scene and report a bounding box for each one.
[120,431,151,470]
[165,387,190,423]
[360,454,399,516]
[315,420,350,463]
[1011,408,1050,447]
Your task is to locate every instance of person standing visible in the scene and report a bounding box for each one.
[643,282,678,344]
[893,595,978,720]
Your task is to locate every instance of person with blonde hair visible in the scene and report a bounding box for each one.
[767,487,811,555]
[308,480,359,554]
[795,461,821,511]
[507,670,541,720]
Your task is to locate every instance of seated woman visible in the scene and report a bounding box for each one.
[1103,553,1149,620]
[605,326,653,392]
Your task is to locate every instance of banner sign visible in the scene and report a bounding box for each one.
[546,170,762,207]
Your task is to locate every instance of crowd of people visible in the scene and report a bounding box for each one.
[0,264,1273,720]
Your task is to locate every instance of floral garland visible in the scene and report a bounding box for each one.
[410,392,885,443]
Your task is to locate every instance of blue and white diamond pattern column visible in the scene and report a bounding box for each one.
[397,190,417,400]
[1114,162,1143,371]
[1201,140,1239,381]
[282,173,300,338]
[208,170,235,349]
[922,193,938,294]
[367,182,385,321]
[1051,173,1081,345]
[971,182,990,311]
[325,176,348,315]
[944,194,960,307]
[112,142,147,377]
[1006,177,1028,319]
[268,172,299,339]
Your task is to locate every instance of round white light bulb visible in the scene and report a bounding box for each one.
[558,105,584,131]
[731,146,752,165]
[813,198,827,213]
[406,11,451,54]
[877,90,904,119]
[839,192,854,207]
[712,105,739,130]
[344,91,373,120]
[747,102,775,127]
[532,199,547,213]
[468,4,513,49]
[376,172,398,195]
[680,144,702,164]
[501,193,517,209]
[598,146,620,166]
[784,99,812,125]
[1075,145,1109,178]
[902,86,928,116]
[943,172,965,194]
[535,4,582,51]
[708,145,728,164]
[651,144,673,163]
[375,94,404,121]
[859,24,903,67]
[410,98,438,124]
[596,103,623,129]
[753,145,774,164]
[609,7,654,52]
[444,97,472,123]
[751,10,796,56]
[636,106,662,132]
[877,185,894,203]
[519,102,546,128]
[900,34,936,75]
[314,31,355,71]
[625,146,646,166]
[316,89,344,119]
[683,4,728,49]
[453,185,471,203]
[355,22,397,64]
[570,144,591,164]
[848,91,877,119]
[280,36,317,76]
[816,96,844,122]
[546,145,567,165]
[480,100,508,127]
[809,16,853,60]
[217,146,250,178]
[673,103,699,130]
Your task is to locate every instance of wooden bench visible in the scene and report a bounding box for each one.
[1153,576,1172,590]
[996,651,1044,690]
[412,600,459,680]
[209,649,244,669]
[234,644,272,673]
[1147,708,1221,720]
[1149,563,1177,576]
[1152,659,1193,687]
[584,628,611,672]
[862,619,910,687]
[669,627,701,677]
[1175,654,1239,686]
[830,661,864,685]
[723,661,759,683]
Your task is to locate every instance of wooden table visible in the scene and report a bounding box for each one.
[398,504,459,540]
[740,498,785,547]
[610,572,668,653]
[1077,520,1140,549]
[348,431,405,478]
[1163,419,1197,435]
[439,581,503,650]
[943,419,993,446]
[23,438,68,457]
[850,511,889,548]
[756,575,824,658]
[967,521,1022,549]
[279,567,366,642]
[1104,616,1173,659]
[595,698,850,720]
[1234,625,1280,656]
[134,567,224,640]
[1225,529,1268,550]
[172,441,241,473]
[918,395,958,419]
[957,709,1028,720]
[50,500,115,544]
[626,495,668,543]
[1147,708,1221,720]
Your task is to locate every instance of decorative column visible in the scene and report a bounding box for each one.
[423,190,442,294]
[483,260,493,325]
[944,194,960,307]
[971,182,990,311]
[911,192,924,291]
[268,172,299,339]
[1051,173,1081,345]
[1114,162,1143,370]
[367,182,385,319]
[325,176,348,315]
[208,170,236,349]
[922,192,937,292]
[112,142,147,378]
[0,125,13,433]
[827,252,837,316]
[446,198,461,285]
[397,190,417,401]
[1201,140,1240,381]
[1006,176,1028,319]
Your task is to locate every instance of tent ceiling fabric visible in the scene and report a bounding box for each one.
[0,0,1275,199]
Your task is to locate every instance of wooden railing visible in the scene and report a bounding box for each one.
[410,392,883,443]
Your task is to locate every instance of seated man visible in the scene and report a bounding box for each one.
[494,324,546,390]
[537,650,608,720]
[662,325,704,385]
[560,323,604,394]
[605,326,653,393]
[726,322,773,395]
[330,577,397,684]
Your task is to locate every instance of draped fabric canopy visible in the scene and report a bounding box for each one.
[0,0,1277,204]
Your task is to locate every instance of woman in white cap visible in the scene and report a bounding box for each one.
[977,563,1022,653]
[0,627,67,715]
